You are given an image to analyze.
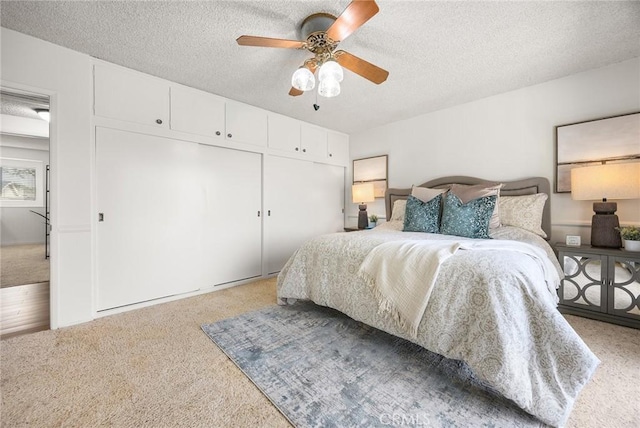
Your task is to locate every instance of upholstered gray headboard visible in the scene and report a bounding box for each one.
[385,176,552,239]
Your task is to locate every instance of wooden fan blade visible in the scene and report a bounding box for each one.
[335,50,388,84]
[236,35,305,49]
[289,61,318,97]
[326,0,379,43]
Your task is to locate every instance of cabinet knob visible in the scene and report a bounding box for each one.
[156,119,163,125]
[215,131,221,136]
[329,153,333,157]
[295,147,299,151]
[302,149,306,153]
[227,133,232,138]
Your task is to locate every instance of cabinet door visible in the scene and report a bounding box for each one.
[264,155,315,274]
[94,64,169,128]
[607,256,640,320]
[301,124,327,157]
[312,163,345,236]
[558,251,607,312]
[327,132,349,166]
[96,128,202,310]
[200,146,262,286]
[268,113,301,153]
[225,101,267,146]
[171,86,225,139]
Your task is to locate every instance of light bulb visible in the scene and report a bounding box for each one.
[318,77,340,98]
[291,67,315,91]
[318,60,343,83]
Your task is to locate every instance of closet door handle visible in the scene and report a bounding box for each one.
[257,211,261,217]
[98,213,104,222]
[268,210,271,216]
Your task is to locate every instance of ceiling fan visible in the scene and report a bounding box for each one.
[236,0,389,98]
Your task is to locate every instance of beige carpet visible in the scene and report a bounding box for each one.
[1,277,638,427]
[0,244,50,288]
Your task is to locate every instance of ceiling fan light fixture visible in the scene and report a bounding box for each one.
[318,60,343,83]
[318,77,340,98]
[291,67,316,91]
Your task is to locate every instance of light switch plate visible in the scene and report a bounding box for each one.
[566,235,581,247]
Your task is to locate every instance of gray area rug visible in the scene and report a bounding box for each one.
[202,303,544,428]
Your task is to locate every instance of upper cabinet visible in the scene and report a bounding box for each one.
[327,132,349,166]
[170,86,225,139]
[225,101,268,147]
[94,64,169,128]
[300,124,327,158]
[268,113,301,153]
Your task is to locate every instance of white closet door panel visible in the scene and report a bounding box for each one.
[170,86,225,138]
[268,113,301,153]
[96,128,203,310]
[94,64,169,128]
[200,145,262,286]
[301,124,327,158]
[312,163,345,236]
[264,155,314,274]
[225,101,267,146]
[327,132,349,165]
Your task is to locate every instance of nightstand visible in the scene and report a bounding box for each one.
[555,244,640,329]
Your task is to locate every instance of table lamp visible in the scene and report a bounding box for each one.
[571,162,640,248]
[352,182,375,229]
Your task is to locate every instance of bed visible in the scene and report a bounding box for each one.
[277,176,599,427]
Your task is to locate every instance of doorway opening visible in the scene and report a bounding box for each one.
[0,88,51,339]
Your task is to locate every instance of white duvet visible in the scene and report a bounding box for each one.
[277,222,600,427]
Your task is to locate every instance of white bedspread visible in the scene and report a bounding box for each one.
[277,223,600,427]
[359,239,561,338]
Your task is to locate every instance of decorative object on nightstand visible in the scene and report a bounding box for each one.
[555,243,640,329]
[369,214,378,228]
[617,226,640,252]
[571,162,640,248]
[352,182,375,229]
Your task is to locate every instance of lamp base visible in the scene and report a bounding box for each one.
[358,204,369,229]
[590,201,621,248]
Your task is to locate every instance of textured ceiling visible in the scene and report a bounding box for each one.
[1,1,639,134]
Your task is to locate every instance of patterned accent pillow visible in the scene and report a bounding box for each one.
[440,193,496,239]
[403,194,442,233]
[499,193,548,238]
[449,183,502,230]
[390,199,407,222]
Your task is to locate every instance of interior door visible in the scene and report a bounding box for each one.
[264,155,315,274]
[96,127,203,310]
[200,145,262,286]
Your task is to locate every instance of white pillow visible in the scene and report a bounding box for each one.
[499,193,548,238]
[411,185,447,203]
[390,199,407,222]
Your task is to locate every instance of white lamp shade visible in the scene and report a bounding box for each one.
[318,60,343,83]
[318,77,340,98]
[291,67,315,91]
[352,182,375,204]
[571,162,640,201]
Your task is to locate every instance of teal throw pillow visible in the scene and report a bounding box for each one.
[440,193,496,239]
[403,194,442,233]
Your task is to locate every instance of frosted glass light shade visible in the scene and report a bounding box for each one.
[318,60,343,82]
[571,163,640,201]
[352,183,375,204]
[291,67,315,91]
[318,77,340,98]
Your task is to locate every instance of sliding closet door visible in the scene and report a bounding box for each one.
[200,145,262,286]
[96,127,203,310]
[312,163,345,236]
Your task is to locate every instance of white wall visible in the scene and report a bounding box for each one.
[1,28,93,327]
[349,58,640,244]
[0,137,50,245]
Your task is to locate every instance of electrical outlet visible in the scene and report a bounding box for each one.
[566,235,581,247]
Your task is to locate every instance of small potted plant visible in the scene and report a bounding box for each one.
[369,214,379,228]
[617,226,640,252]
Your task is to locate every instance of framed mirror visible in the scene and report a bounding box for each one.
[353,155,388,198]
